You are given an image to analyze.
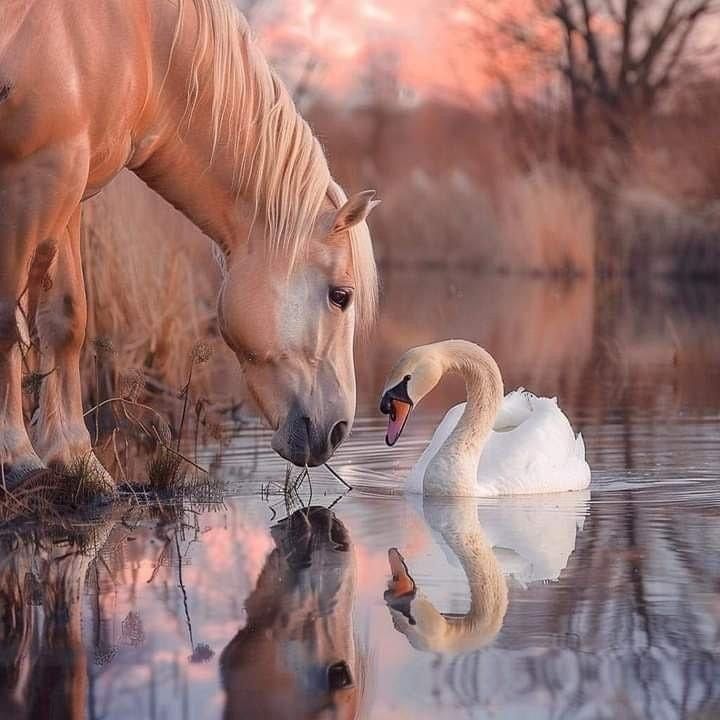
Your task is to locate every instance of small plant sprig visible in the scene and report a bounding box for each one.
[260,461,352,522]
[92,336,116,444]
[21,369,56,419]
[176,342,213,453]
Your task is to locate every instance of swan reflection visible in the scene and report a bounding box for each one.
[385,492,590,652]
[220,506,363,720]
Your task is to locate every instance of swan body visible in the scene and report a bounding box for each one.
[406,389,588,496]
[381,341,590,497]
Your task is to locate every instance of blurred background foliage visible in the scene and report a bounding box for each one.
[80,0,720,419]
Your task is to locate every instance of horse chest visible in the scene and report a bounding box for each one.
[84,136,135,198]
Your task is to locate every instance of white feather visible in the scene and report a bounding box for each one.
[407,389,591,497]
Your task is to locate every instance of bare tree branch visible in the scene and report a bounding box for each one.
[618,0,638,95]
[647,10,704,98]
[635,0,685,79]
[464,0,718,139]
[601,0,623,24]
[578,0,613,102]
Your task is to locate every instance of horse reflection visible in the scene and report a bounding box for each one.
[0,517,113,720]
[220,506,361,720]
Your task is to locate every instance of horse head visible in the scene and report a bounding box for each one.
[218,186,378,466]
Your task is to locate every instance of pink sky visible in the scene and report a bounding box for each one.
[252,0,490,105]
[250,0,720,108]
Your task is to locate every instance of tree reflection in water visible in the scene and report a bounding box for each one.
[434,490,720,719]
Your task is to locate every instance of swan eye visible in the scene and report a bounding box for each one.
[329,287,353,310]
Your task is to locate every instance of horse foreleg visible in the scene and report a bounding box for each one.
[0,142,96,489]
[0,296,43,488]
[0,162,54,488]
[31,207,115,496]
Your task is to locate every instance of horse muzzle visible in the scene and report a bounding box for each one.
[272,407,351,467]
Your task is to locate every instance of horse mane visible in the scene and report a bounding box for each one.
[170,0,377,334]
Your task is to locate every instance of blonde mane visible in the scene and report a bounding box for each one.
[170,0,377,334]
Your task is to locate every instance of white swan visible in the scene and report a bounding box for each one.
[380,340,590,496]
[384,493,589,652]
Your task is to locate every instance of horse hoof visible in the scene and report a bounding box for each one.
[60,453,118,504]
[0,460,48,492]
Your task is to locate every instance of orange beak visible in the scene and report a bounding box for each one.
[385,548,416,599]
[386,399,412,446]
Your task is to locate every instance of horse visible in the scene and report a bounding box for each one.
[0,0,378,492]
[220,506,364,720]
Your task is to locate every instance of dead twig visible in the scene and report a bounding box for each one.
[324,463,353,490]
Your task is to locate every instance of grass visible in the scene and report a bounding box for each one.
[496,163,596,276]
[0,448,224,530]
[9,332,228,522]
[0,461,111,526]
[311,98,720,279]
[81,171,245,419]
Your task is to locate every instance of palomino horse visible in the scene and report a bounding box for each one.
[0,0,378,491]
[220,506,363,719]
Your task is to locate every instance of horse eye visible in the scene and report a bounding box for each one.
[327,660,354,690]
[329,287,352,310]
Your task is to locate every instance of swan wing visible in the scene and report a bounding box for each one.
[476,392,590,495]
[492,387,534,430]
[406,391,540,493]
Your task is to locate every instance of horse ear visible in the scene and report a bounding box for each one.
[328,190,381,236]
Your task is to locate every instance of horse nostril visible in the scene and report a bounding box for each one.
[330,421,349,450]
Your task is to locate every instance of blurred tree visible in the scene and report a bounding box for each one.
[234,0,262,18]
[468,0,720,140]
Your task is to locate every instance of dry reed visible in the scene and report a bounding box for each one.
[81,171,243,411]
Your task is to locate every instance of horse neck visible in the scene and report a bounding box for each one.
[425,341,504,491]
[133,0,329,255]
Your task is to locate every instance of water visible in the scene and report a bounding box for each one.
[2,273,720,719]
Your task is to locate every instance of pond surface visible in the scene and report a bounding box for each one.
[2,273,720,719]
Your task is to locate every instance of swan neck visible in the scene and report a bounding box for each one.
[440,342,504,460]
[438,521,508,641]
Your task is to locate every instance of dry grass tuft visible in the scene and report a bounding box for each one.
[496,164,596,276]
[604,186,720,278]
[145,447,186,492]
[0,459,113,526]
[81,171,243,411]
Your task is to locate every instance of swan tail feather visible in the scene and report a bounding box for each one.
[575,431,586,459]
